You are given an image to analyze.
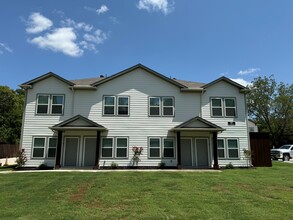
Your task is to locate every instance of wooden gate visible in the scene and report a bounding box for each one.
[250,132,272,167]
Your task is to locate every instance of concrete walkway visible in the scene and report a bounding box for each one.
[0,169,221,174]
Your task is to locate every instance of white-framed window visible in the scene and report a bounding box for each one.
[116,137,128,158]
[211,97,236,117]
[48,137,57,158]
[32,137,46,158]
[117,97,129,116]
[36,94,64,115]
[101,137,114,158]
[217,139,225,158]
[149,137,176,158]
[163,138,175,158]
[162,97,174,116]
[103,96,129,116]
[227,139,239,158]
[32,136,57,158]
[149,97,174,116]
[217,138,239,159]
[101,137,129,159]
[149,137,161,158]
[103,96,115,115]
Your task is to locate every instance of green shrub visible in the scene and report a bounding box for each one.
[111,162,118,169]
[16,149,27,168]
[225,163,234,169]
[38,164,49,170]
[158,162,166,168]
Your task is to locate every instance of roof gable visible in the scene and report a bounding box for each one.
[173,116,224,132]
[202,76,247,90]
[51,115,106,130]
[91,63,188,88]
[20,72,75,88]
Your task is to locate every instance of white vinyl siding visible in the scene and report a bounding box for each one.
[149,97,174,116]
[36,94,64,115]
[211,97,236,117]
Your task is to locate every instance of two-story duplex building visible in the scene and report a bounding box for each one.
[19,64,250,169]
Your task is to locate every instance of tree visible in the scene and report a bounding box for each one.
[247,75,293,147]
[0,86,24,144]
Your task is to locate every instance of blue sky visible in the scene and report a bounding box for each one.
[1,0,293,89]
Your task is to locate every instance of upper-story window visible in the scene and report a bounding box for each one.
[211,97,236,117]
[149,97,174,116]
[103,96,129,116]
[36,94,64,115]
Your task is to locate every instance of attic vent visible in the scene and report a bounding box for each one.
[228,122,236,126]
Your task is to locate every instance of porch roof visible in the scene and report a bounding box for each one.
[171,116,225,132]
[49,115,107,131]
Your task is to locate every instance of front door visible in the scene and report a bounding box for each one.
[64,137,79,166]
[195,138,209,168]
[181,138,192,167]
[83,137,97,166]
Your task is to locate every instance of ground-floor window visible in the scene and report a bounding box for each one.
[101,137,128,159]
[148,137,175,159]
[32,136,57,158]
[217,138,239,159]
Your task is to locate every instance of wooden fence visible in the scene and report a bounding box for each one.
[0,144,20,158]
[250,132,272,167]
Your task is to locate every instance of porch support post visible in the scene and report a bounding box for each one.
[55,131,63,169]
[177,131,181,168]
[213,132,219,169]
[94,130,101,169]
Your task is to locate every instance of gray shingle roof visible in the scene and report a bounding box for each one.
[69,76,205,88]
[70,77,104,85]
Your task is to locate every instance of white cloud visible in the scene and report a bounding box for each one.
[29,27,83,57]
[238,68,260,75]
[137,0,173,15]
[230,78,251,87]
[96,5,109,15]
[80,41,97,53]
[0,43,13,54]
[25,12,109,57]
[61,18,93,32]
[26,12,53,34]
[84,29,108,44]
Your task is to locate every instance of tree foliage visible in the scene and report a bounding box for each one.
[0,86,24,144]
[247,75,293,147]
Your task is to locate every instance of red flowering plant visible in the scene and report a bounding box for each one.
[132,146,143,166]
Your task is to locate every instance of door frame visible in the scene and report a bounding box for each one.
[82,136,97,167]
[181,137,210,168]
[62,136,80,167]
[194,138,210,167]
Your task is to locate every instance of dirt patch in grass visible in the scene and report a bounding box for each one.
[211,184,229,193]
[69,182,93,203]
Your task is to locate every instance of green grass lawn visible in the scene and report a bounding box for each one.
[1,162,292,220]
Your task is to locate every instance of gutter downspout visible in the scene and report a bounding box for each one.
[70,87,75,117]
[19,88,28,151]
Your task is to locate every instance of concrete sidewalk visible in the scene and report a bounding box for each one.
[0,168,221,174]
